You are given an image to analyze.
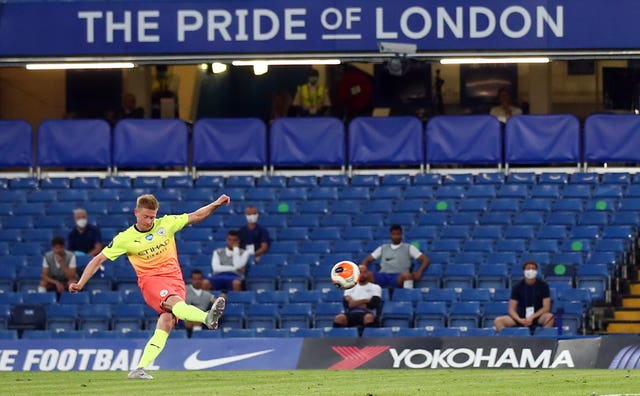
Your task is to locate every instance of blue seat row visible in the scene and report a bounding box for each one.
[5,114,640,170]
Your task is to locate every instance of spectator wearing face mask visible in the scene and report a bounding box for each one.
[67,208,103,257]
[237,205,270,263]
[494,261,555,333]
[292,68,331,116]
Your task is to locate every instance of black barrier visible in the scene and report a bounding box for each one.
[297,337,607,370]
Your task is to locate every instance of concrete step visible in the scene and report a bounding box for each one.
[614,310,640,321]
[607,321,640,333]
[622,297,640,308]
[630,283,640,295]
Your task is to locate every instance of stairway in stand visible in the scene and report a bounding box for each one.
[607,282,640,333]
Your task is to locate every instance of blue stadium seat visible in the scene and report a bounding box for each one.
[10,178,38,190]
[246,304,279,329]
[26,190,57,203]
[539,173,568,185]
[497,184,529,199]
[491,289,512,301]
[362,199,393,213]
[361,327,394,338]
[394,328,430,337]
[488,198,521,212]
[324,327,358,338]
[288,176,317,187]
[132,176,162,189]
[405,226,438,240]
[443,173,474,186]
[313,302,343,328]
[533,327,560,337]
[440,225,471,239]
[245,265,279,292]
[576,265,609,301]
[504,225,535,239]
[448,211,482,226]
[562,184,593,199]
[570,172,599,185]
[414,301,447,328]
[331,240,364,254]
[460,289,492,303]
[417,212,448,226]
[454,252,486,266]
[47,308,84,334]
[59,293,90,305]
[414,263,442,289]
[528,239,559,253]
[223,329,256,338]
[499,327,531,337]
[404,186,436,200]
[290,328,324,338]
[555,301,583,335]
[190,330,222,339]
[331,200,361,214]
[382,174,411,187]
[320,214,352,228]
[114,119,188,169]
[422,288,458,306]
[480,212,512,226]
[537,225,569,240]
[0,120,33,170]
[413,173,442,186]
[559,288,592,310]
[279,303,312,329]
[164,175,193,188]
[23,292,57,305]
[102,176,131,189]
[435,185,465,199]
[448,302,481,328]
[429,327,462,337]
[112,305,145,331]
[256,329,290,338]
[430,239,462,254]
[530,185,561,199]
[458,198,489,212]
[392,288,422,306]
[381,302,413,328]
[21,330,52,340]
[319,175,348,187]
[90,291,122,305]
[298,201,329,215]
[308,187,339,201]
[279,265,311,292]
[351,174,380,187]
[79,304,112,332]
[506,172,536,185]
[219,304,245,330]
[289,290,322,304]
[464,327,497,336]
[495,239,527,252]
[246,188,277,202]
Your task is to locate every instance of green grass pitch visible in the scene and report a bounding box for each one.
[1,369,639,396]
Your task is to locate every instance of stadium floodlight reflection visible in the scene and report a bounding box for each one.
[440,57,550,65]
[26,62,135,70]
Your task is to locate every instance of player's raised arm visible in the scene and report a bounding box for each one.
[68,252,108,293]
[187,194,231,225]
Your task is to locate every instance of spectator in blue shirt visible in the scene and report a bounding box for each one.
[68,208,102,257]
[238,205,270,263]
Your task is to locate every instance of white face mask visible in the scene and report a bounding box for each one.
[246,214,259,224]
[524,269,538,280]
[76,218,88,228]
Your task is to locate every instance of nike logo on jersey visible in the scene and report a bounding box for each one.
[183,349,275,370]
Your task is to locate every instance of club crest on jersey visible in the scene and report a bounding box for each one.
[160,289,168,297]
[157,227,166,236]
[145,234,154,241]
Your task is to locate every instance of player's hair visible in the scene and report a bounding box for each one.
[227,229,240,238]
[136,194,159,211]
[389,224,403,233]
[190,269,203,277]
[522,260,538,270]
[51,236,65,247]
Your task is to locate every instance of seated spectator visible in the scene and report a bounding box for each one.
[238,205,270,263]
[333,265,382,330]
[208,230,250,292]
[490,87,522,123]
[494,261,555,333]
[39,236,77,294]
[185,269,217,332]
[68,208,102,257]
[360,224,430,288]
[120,93,145,119]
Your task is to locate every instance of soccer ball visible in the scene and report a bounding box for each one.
[330,261,360,290]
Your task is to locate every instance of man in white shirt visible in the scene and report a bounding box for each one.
[490,88,522,124]
[333,265,382,328]
[208,230,250,292]
[361,224,430,288]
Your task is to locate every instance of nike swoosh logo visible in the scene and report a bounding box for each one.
[183,349,275,370]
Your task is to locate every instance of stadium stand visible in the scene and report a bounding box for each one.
[2,114,639,339]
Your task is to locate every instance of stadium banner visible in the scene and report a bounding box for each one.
[0,338,302,372]
[2,0,640,57]
[297,337,599,369]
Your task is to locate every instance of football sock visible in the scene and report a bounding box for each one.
[137,329,169,369]
[171,301,207,324]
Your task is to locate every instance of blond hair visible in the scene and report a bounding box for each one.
[136,194,159,211]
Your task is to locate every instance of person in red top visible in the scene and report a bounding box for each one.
[69,193,230,380]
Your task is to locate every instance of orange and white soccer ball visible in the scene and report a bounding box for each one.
[330,261,360,290]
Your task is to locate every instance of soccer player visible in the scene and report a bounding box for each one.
[69,193,231,380]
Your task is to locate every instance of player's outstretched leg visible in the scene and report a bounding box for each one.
[171,297,226,330]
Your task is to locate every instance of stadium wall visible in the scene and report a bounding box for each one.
[1,336,639,371]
